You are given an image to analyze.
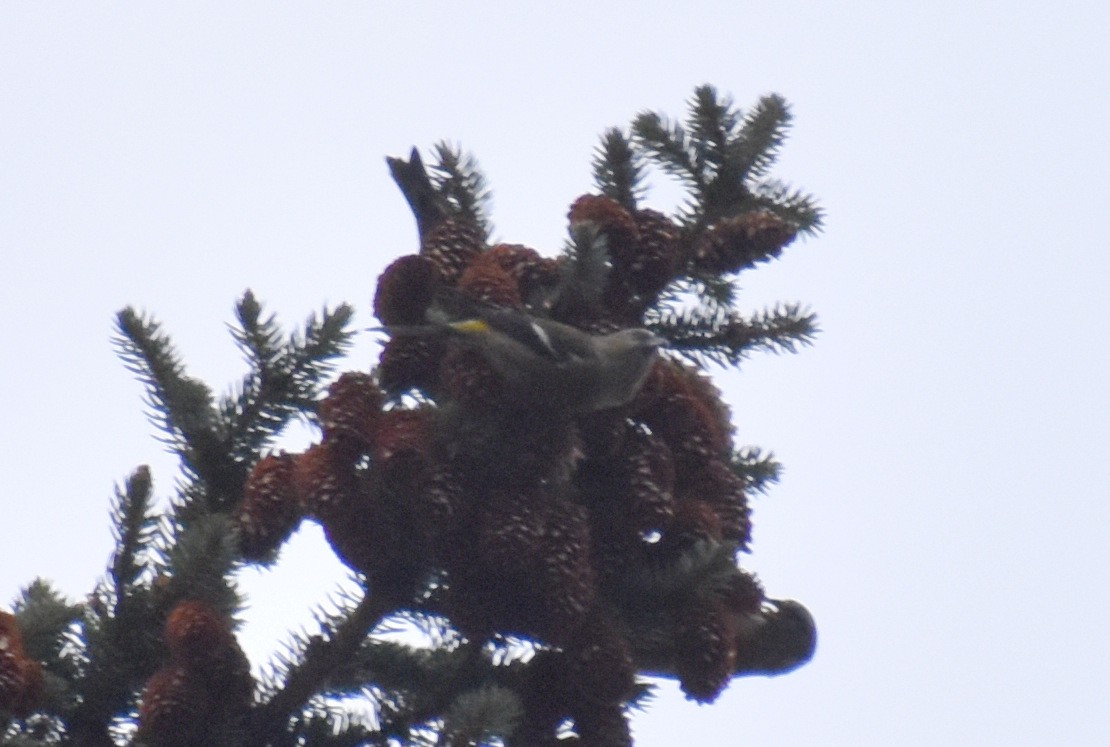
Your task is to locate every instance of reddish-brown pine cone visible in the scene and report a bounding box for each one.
[563,611,635,707]
[567,195,640,265]
[636,361,732,470]
[199,638,254,716]
[137,665,207,746]
[295,442,360,522]
[692,210,797,275]
[666,498,725,546]
[625,208,683,296]
[679,458,752,549]
[667,358,734,438]
[318,494,379,578]
[371,407,433,490]
[602,209,682,318]
[0,611,23,650]
[373,254,441,326]
[577,409,635,462]
[673,597,740,703]
[321,478,428,604]
[376,334,446,398]
[319,371,385,454]
[0,613,43,718]
[533,501,597,641]
[164,600,234,665]
[0,645,23,715]
[638,359,733,447]
[719,569,765,617]
[411,459,469,547]
[571,700,633,747]
[643,390,728,471]
[448,493,594,644]
[439,345,503,410]
[420,217,485,284]
[617,427,676,535]
[482,243,560,301]
[477,490,548,569]
[236,452,303,560]
[11,656,43,717]
[457,253,524,309]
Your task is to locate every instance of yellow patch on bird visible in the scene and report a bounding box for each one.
[449,319,491,335]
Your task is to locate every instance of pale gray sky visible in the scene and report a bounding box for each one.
[3,2,1108,744]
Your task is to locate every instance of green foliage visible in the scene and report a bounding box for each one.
[628,83,823,233]
[114,308,222,481]
[429,141,494,240]
[649,300,818,368]
[224,292,356,467]
[592,128,647,212]
[730,446,783,496]
[5,84,818,746]
[11,580,82,669]
[549,221,614,320]
[108,466,156,593]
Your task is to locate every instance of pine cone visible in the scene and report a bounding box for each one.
[411,459,470,546]
[458,253,524,309]
[319,371,385,456]
[373,254,441,326]
[295,442,359,522]
[164,600,234,665]
[372,407,433,491]
[421,217,485,284]
[138,665,207,746]
[377,334,446,398]
[568,195,640,262]
[236,452,303,560]
[692,210,797,275]
[617,428,676,535]
[564,611,635,706]
[673,598,739,703]
[483,243,560,302]
[0,615,42,718]
[572,701,632,747]
[440,343,504,409]
[681,459,752,549]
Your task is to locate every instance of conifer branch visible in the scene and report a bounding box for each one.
[750,179,824,235]
[11,580,83,669]
[5,84,820,744]
[441,684,523,745]
[161,514,240,617]
[287,715,387,747]
[631,111,703,190]
[108,465,155,596]
[730,446,782,495]
[651,303,818,367]
[249,590,392,746]
[430,141,493,240]
[66,591,161,747]
[688,84,739,175]
[290,303,356,395]
[548,223,612,322]
[221,297,354,465]
[729,93,791,182]
[113,309,222,473]
[593,128,646,212]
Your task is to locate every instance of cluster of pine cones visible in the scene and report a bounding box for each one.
[229,193,812,744]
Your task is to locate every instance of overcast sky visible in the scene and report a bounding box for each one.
[3,2,1109,744]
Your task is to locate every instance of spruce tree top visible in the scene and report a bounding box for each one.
[2,85,819,747]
